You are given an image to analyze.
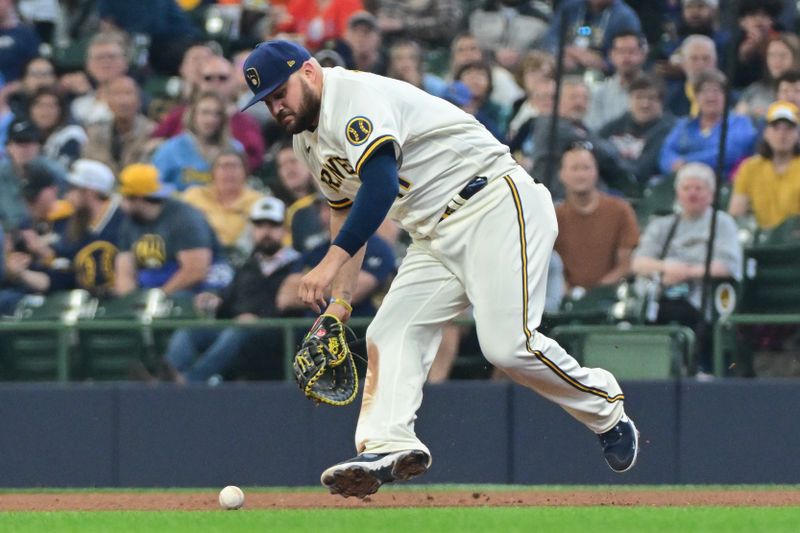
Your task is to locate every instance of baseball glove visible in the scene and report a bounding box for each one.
[293,314,358,406]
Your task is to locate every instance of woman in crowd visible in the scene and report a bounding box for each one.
[453,60,509,140]
[660,69,757,178]
[729,100,800,230]
[182,150,264,264]
[736,33,800,120]
[385,39,447,98]
[4,56,58,119]
[152,92,243,191]
[27,87,87,169]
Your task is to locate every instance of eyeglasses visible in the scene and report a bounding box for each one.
[566,140,594,152]
[203,74,229,82]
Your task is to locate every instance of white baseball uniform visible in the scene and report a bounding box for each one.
[295,67,626,456]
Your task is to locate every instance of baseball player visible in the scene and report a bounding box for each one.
[242,40,640,498]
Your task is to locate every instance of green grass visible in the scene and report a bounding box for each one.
[2,507,800,533]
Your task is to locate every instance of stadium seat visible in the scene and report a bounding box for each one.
[0,291,91,381]
[553,284,622,326]
[550,325,695,379]
[635,175,676,228]
[738,243,800,314]
[76,290,161,381]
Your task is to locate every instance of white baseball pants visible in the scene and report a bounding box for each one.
[355,168,626,455]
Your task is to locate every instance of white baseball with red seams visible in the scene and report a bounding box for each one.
[219,485,245,510]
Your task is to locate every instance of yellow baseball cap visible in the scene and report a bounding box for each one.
[118,163,174,198]
[766,101,799,126]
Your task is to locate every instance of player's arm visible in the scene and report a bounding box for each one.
[323,206,368,320]
[298,143,399,317]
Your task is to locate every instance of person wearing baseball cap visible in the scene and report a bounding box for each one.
[243,35,642,496]
[67,159,116,197]
[34,159,127,295]
[249,196,286,226]
[161,194,303,384]
[118,163,175,200]
[241,40,312,112]
[115,162,219,296]
[729,100,800,229]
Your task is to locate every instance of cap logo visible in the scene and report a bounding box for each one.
[287,60,296,67]
[245,67,260,88]
[346,116,373,146]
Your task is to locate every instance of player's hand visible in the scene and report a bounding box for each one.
[299,247,350,313]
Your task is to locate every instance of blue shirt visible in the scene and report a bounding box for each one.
[96,0,199,39]
[0,25,40,81]
[659,113,757,177]
[152,133,243,191]
[545,0,641,59]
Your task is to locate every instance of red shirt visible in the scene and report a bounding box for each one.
[277,0,364,50]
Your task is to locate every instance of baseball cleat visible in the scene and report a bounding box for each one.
[320,449,431,498]
[598,415,640,473]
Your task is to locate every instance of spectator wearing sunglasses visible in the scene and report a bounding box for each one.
[152,55,265,172]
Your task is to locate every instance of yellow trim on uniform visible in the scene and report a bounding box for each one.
[355,135,397,174]
[533,350,624,403]
[503,175,534,347]
[328,198,353,210]
[502,175,624,405]
[398,177,411,190]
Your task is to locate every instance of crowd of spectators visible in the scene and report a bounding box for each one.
[1,0,800,381]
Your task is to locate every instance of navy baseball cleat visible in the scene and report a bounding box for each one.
[598,415,640,473]
[321,449,431,498]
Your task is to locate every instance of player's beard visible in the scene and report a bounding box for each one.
[279,79,321,134]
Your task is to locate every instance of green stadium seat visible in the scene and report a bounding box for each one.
[550,325,695,379]
[739,243,800,314]
[553,284,622,326]
[76,290,159,381]
[636,176,676,228]
[0,291,91,381]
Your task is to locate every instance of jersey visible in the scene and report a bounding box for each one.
[293,67,518,239]
[48,195,126,295]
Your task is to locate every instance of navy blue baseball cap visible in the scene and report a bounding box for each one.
[241,40,312,111]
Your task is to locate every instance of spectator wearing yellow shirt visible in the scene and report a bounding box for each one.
[182,150,263,263]
[729,101,800,229]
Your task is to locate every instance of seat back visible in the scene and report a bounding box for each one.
[582,332,681,379]
[76,290,162,380]
[0,291,92,381]
[550,325,695,379]
[739,244,800,314]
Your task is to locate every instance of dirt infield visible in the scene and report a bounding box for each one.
[0,489,799,511]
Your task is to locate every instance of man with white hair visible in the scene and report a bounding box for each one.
[632,161,741,373]
[665,34,718,117]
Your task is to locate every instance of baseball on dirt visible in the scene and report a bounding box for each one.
[219,485,245,510]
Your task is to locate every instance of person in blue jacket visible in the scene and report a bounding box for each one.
[660,69,757,178]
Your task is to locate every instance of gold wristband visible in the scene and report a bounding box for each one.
[329,297,353,313]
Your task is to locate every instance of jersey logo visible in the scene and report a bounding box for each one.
[346,116,373,146]
[245,67,260,89]
[134,234,167,268]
